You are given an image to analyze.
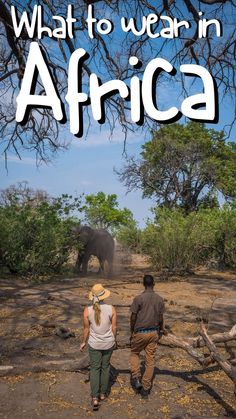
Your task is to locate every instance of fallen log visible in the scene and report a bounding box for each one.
[159,333,208,366]
[200,323,236,389]
[1,326,235,377]
[159,324,236,349]
[0,354,90,376]
[117,324,236,351]
[191,324,236,348]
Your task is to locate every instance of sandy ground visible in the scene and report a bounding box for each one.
[0,254,236,418]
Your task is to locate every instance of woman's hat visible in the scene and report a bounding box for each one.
[89,283,110,301]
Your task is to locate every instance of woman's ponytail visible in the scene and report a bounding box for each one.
[93,302,101,325]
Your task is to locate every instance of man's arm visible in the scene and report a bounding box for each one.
[158,301,166,336]
[130,312,137,334]
[130,296,139,337]
[159,312,164,332]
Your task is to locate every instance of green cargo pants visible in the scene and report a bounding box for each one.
[88,346,114,397]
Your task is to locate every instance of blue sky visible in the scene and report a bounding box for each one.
[1,67,235,227]
[1,105,235,228]
[1,73,235,228]
[1,1,235,227]
[0,124,155,226]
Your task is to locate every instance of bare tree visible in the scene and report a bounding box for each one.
[0,0,235,162]
[0,181,50,207]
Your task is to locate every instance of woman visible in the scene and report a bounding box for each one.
[80,283,117,410]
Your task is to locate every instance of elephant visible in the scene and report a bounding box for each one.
[73,225,114,276]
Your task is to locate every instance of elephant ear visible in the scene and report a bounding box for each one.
[78,225,95,244]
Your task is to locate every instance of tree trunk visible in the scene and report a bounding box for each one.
[1,325,236,377]
[200,323,236,390]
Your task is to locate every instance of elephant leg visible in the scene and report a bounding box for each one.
[107,255,114,277]
[75,253,83,273]
[81,253,90,275]
[109,263,113,276]
[99,259,112,278]
[98,258,104,275]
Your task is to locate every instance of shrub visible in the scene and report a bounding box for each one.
[0,192,80,276]
[116,220,142,252]
[141,207,236,272]
[207,206,236,268]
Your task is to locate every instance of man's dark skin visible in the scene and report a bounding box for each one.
[130,283,165,339]
[129,275,167,399]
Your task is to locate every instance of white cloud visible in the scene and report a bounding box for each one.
[0,155,36,166]
[71,126,143,148]
[79,180,94,187]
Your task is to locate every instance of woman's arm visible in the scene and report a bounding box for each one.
[111,306,117,338]
[80,307,90,351]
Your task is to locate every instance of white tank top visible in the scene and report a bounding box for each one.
[88,303,115,350]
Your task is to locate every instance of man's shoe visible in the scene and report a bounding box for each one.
[140,388,149,400]
[132,377,142,391]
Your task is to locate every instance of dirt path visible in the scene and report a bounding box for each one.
[0,255,236,418]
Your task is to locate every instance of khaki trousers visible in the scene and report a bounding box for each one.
[130,331,157,390]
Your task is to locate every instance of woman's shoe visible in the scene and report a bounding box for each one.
[100,393,107,401]
[92,397,99,411]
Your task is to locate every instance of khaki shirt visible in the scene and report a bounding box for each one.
[130,289,164,331]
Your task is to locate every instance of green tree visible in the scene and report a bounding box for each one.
[0,181,50,207]
[115,218,142,252]
[141,209,210,273]
[0,184,82,276]
[83,192,133,232]
[141,206,236,272]
[205,205,236,268]
[118,122,236,214]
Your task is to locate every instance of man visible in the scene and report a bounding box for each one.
[130,274,165,399]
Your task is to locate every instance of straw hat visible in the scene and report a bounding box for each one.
[89,283,110,301]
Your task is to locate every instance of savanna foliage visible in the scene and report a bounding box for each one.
[117,123,236,273]
[0,185,134,276]
[83,191,133,232]
[0,183,81,276]
[116,218,142,253]
[1,134,236,279]
[118,206,236,273]
[118,123,236,214]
